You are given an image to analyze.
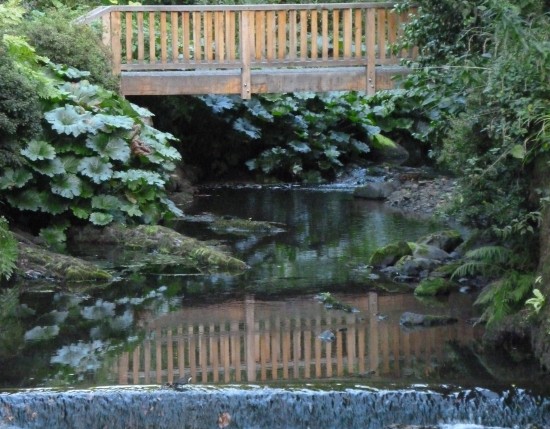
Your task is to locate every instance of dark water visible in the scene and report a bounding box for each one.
[1,186,549,428]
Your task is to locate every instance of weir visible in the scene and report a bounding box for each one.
[77,3,417,99]
[1,386,549,428]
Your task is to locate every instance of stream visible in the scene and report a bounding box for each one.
[1,185,549,428]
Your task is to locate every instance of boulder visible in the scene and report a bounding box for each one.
[394,255,440,277]
[409,243,451,261]
[353,181,398,200]
[369,241,412,268]
[370,134,409,163]
[417,230,463,253]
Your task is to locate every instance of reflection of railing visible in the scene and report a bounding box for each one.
[115,293,482,385]
[77,3,417,98]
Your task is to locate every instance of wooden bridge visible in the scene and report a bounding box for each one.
[78,3,417,99]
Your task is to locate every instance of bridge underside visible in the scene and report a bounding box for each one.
[120,66,409,96]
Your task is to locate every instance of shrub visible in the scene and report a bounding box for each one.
[21,9,118,91]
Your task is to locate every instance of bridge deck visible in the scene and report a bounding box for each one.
[78,3,417,98]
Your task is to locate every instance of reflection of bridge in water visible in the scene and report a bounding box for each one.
[115,292,483,385]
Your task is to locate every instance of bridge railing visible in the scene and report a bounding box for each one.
[79,3,416,97]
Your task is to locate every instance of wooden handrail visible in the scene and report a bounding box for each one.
[78,3,417,98]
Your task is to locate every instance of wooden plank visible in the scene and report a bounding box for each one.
[343,8,352,59]
[266,11,276,61]
[137,12,144,63]
[182,12,190,60]
[171,12,179,62]
[366,8,376,95]
[310,10,318,60]
[227,11,235,61]
[111,11,122,74]
[321,10,328,60]
[377,8,386,62]
[300,10,308,60]
[255,11,265,61]
[215,11,225,62]
[160,11,167,63]
[167,328,174,382]
[332,9,339,59]
[388,10,397,62]
[277,11,286,60]
[149,12,156,63]
[125,12,133,63]
[288,10,297,60]
[193,11,202,61]
[205,11,213,61]
[354,9,362,58]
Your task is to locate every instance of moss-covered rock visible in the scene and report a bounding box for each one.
[418,230,463,253]
[209,217,285,236]
[409,243,451,260]
[415,278,453,296]
[70,224,248,272]
[16,242,112,283]
[369,241,412,268]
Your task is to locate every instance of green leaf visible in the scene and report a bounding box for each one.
[59,155,82,174]
[86,134,131,162]
[39,193,69,215]
[51,174,82,198]
[78,157,113,184]
[509,144,526,159]
[44,105,93,137]
[233,118,261,139]
[89,113,134,132]
[201,95,236,113]
[0,168,32,190]
[30,158,65,177]
[0,217,18,280]
[89,212,114,226]
[113,169,165,188]
[288,141,311,153]
[160,197,183,218]
[92,195,121,211]
[7,189,42,211]
[71,205,90,219]
[120,203,143,217]
[39,225,67,249]
[21,140,56,161]
[129,103,154,118]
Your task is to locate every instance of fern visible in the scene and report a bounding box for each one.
[451,245,513,279]
[0,217,18,281]
[475,271,535,326]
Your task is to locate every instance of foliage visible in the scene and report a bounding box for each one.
[474,271,535,326]
[21,9,118,91]
[0,217,18,281]
[137,90,428,182]
[526,286,545,314]
[0,1,183,248]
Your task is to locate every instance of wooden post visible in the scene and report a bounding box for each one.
[366,8,376,95]
[240,10,252,99]
[245,296,256,382]
[110,11,122,75]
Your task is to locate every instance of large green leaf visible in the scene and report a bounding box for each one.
[44,105,93,137]
[59,155,82,174]
[78,157,113,184]
[30,158,65,177]
[7,189,42,211]
[0,217,18,280]
[51,174,82,199]
[92,195,121,211]
[113,169,165,189]
[86,134,131,162]
[288,141,311,153]
[39,192,69,214]
[0,168,32,190]
[233,118,261,139]
[89,212,114,226]
[89,114,134,133]
[21,140,56,161]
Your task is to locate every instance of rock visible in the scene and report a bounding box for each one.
[394,255,440,277]
[400,311,458,327]
[353,181,398,200]
[410,243,451,261]
[369,241,412,268]
[417,230,463,253]
[370,134,409,163]
[414,278,453,296]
